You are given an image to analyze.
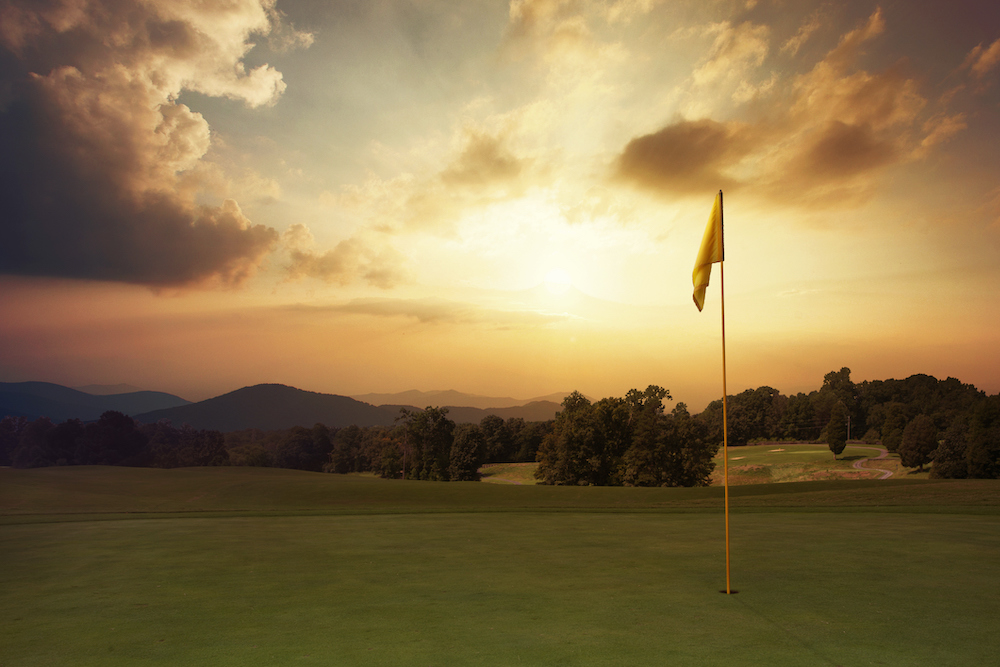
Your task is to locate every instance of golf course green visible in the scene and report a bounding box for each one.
[2,466,998,666]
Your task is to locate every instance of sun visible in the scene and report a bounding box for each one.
[544,267,573,295]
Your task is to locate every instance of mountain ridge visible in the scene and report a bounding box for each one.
[351,389,574,410]
[2,381,567,430]
[0,381,190,422]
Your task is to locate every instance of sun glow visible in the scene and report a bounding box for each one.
[544,267,573,295]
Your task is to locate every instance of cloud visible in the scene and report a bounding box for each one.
[326,125,538,240]
[615,119,761,196]
[288,297,567,328]
[503,0,590,60]
[440,131,526,187]
[788,120,897,180]
[692,21,769,87]
[0,0,309,287]
[614,8,961,207]
[962,38,1000,79]
[780,15,821,57]
[603,0,661,25]
[283,225,410,289]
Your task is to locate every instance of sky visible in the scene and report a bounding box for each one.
[1,0,998,411]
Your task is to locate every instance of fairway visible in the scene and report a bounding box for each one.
[3,468,999,666]
[710,443,919,485]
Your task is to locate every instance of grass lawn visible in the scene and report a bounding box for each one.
[712,443,932,485]
[480,444,929,487]
[2,467,999,666]
[480,462,539,485]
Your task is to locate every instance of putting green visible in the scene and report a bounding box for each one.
[2,468,999,666]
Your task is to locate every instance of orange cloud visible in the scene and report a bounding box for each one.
[963,38,1000,79]
[284,230,409,289]
[615,119,759,196]
[614,8,964,208]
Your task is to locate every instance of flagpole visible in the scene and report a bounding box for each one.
[719,190,732,595]
[721,259,731,594]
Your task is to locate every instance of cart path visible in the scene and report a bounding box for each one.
[850,445,893,479]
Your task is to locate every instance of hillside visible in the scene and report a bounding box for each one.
[354,389,572,410]
[438,400,561,423]
[0,381,190,421]
[133,383,399,431]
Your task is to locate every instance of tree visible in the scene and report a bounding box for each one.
[449,424,485,481]
[931,420,968,479]
[11,417,55,468]
[965,395,1000,479]
[619,386,671,486]
[400,407,455,481]
[479,414,513,462]
[535,392,599,485]
[827,401,848,459]
[537,387,715,487]
[663,403,717,486]
[899,414,937,472]
[0,416,27,466]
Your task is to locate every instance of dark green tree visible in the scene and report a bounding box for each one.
[400,407,455,481]
[827,401,849,459]
[449,424,485,481]
[535,391,598,485]
[931,420,968,479]
[619,386,671,486]
[11,417,55,468]
[899,414,938,472]
[965,395,1000,479]
[479,414,514,462]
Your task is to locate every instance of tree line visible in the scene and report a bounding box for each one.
[535,387,716,486]
[696,368,999,478]
[2,369,998,481]
[0,408,551,480]
[0,412,228,469]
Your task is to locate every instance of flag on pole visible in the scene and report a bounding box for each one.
[691,189,735,594]
[692,190,723,311]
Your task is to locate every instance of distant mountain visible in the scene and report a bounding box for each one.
[133,384,399,431]
[352,389,575,410]
[2,381,567,430]
[74,383,146,396]
[0,381,191,422]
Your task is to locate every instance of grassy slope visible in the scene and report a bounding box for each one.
[712,443,930,484]
[479,444,930,488]
[2,467,999,666]
[3,466,998,521]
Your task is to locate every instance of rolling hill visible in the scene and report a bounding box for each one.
[0,381,190,422]
[352,389,573,410]
[133,384,400,431]
[3,382,565,431]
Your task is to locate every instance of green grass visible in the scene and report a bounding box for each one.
[3,467,1000,666]
[480,462,539,485]
[480,444,929,488]
[712,443,931,484]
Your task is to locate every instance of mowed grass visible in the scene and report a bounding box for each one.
[712,443,930,485]
[3,467,1000,666]
[480,444,926,488]
[480,462,539,485]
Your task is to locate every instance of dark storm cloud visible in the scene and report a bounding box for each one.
[0,0,305,287]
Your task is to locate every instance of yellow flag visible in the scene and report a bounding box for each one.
[692,190,723,311]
